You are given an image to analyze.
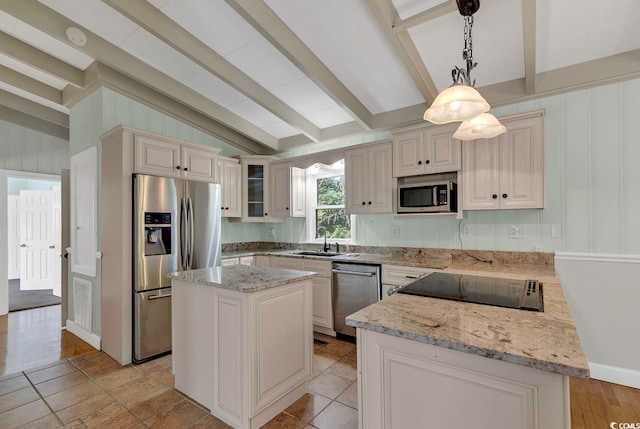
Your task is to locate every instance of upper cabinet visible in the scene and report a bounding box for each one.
[217,157,242,218]
[345,142,393,214]
[392,123,461,177]
[462,112,544,210]
[270,161,306,218]
[237,156,285,223]
[134,134,219,182]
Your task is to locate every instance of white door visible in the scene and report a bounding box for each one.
[19,190,54,291]
[270,162,292,218]
[366,143,393,214]
[181,145,218,182]
[344,148,368,214]
[224,161,242,218]
[51,185,62,297]
[7,195,20,279]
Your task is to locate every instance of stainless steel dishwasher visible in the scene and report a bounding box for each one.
[332,262,381,336]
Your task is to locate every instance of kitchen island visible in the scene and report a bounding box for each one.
[346,264,589,429]
[169,265,315,429]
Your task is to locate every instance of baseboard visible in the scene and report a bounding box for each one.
[313,325,337,337]
[589,362,640,389]
[66,319,101,350]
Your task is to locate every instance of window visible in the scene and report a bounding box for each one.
[306,161,354,243]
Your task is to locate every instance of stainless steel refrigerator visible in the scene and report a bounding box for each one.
[133,174,221,363]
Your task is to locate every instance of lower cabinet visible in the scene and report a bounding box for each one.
[173,278,313,429]
[239,256,255,266]
[358,329,570,429]
[255,255,271,267]
[221,257,239,266]
[271,257,334,334]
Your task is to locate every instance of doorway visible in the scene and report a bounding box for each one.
[0,170,64,318]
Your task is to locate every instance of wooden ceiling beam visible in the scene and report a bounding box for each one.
[225,0,373,130]
[103,0,321,143]
[0,64,62,104]
[522,0,537,95]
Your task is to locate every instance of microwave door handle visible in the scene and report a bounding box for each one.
[433,187,438,206]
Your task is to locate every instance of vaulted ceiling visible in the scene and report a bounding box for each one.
[1,0,639,153]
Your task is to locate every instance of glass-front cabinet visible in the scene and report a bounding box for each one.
[238,156,282,223]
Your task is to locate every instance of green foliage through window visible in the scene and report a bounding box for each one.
[315,176,350,239]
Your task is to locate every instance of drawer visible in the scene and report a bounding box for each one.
[255,255,271,267]
[270,256,303,270]
[239,256,255,266]
[221,257,239,266]
[382,265,439,286]
[301,259,332,277]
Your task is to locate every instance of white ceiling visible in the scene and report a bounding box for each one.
[1,0,639,152]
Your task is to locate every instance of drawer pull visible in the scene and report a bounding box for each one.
[405,275,418,279]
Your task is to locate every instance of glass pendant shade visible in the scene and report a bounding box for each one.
[423,85,490,124]
[453,113,507,141]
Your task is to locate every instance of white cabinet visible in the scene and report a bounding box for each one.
[238,156,284,223]
[221,257,238,266]
[301,260,333,332]
[270,161,306,218]
[392,123,461,177]
[240,256,255,266]
[345,142,393,214]
[218,157,242,218]
[255,255,271,267]
[134,134,219,182]
[270,256,302,270]
[172,277,313,429]
[462,113,544,210]
[358,329,570,429]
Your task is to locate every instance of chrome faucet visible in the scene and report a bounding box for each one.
[335,242,340,253]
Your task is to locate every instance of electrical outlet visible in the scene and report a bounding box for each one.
[268,227,275,238]
[551,224,562,239]
[508,224,523,239]
[390,225,399,237]
[462,225,472,237]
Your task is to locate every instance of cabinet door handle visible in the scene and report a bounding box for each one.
[418,160,422,165]
[492,194,498,199]
[362,202,365,205]
[286,207,289,210]
[184,167,188,171]
[225,207,229,210]
[502,193,508,198]
[264,213,268,216]
[176,165,181,169]
[425,160,430,164]
[368,201,372,205]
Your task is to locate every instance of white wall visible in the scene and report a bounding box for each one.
[272,77,640,255]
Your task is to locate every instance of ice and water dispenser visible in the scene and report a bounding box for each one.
[144,212,172,256]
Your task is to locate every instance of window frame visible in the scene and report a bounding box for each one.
[305,169,355,244]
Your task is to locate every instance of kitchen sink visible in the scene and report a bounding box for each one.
[296,251,342,257]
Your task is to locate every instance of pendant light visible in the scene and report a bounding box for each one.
[423,0,506,141]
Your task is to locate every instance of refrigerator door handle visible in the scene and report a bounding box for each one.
[188,198,195,269]
[180,198,188,269]
[148,293,172,300]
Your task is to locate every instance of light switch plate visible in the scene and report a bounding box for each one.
[508,224,523,239]
[462,225,472,237]
[552,224,562,239]
[391,225,399,237]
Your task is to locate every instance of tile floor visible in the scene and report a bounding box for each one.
[0,333,357,428]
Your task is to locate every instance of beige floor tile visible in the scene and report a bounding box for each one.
[192,414,233,428]
[0,371,23,382]
[82,405,143,429]
[0,386,41,413]
[54,392,119,424]
[26,362,78,385]
[43,380,103,411]
[128,388,184,421]
[144,399,207,428]
[148,368,175,388]
[24,360,69,375]
[284,392,332,423]
[0,374,30,396]
[0,399,50,427]
[34,371,90,397]
[17,413,62,428]
[315,341,355,358]
[94,366,144,391]
[312,352,340,376]
[335,382,358,409]
[327,359,357,381]
[109,377,169,409]
[344,349,357,362]
[308,373,352,400]
[71,353,124,379]
[313,333,337,344]
[261,412,306,428]
[135,354,172,374]
[311,401,358,429]
[61,419,87,428]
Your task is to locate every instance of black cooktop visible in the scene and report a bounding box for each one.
[397,272,543,312]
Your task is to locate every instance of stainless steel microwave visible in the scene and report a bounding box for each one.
[397,181,457,213]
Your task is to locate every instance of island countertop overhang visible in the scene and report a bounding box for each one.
[168,265,316,293]
[346,264,590,379]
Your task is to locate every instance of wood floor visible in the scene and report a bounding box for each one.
[0,305,94,376]
[1,306,639,428]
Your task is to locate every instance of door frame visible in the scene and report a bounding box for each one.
[0,169,61,316]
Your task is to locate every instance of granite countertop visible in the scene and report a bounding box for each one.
[346,263,589,378]
[168,265,316,293]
